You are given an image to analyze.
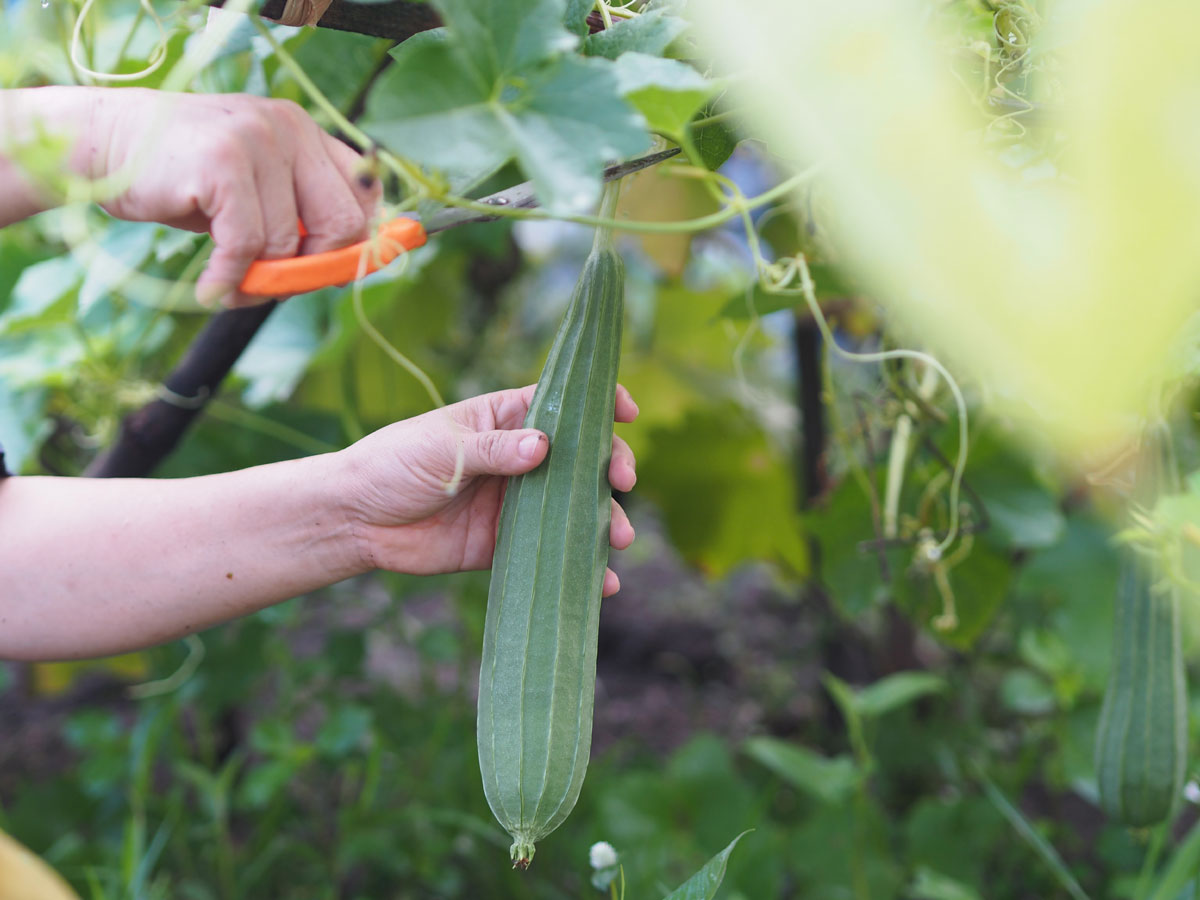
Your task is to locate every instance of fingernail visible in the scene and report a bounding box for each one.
[518,433,545,460]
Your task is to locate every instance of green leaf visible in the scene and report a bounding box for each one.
[564,0,593,36]
[78,221,161,314]
[999,669,1056,716]
[504,55,650,211]
[1150,816,1200,900]
[909,866,984,900]
[972,765,1091,900]
[369,32,509,180]
[0,382,50,474]
[893,542,1013,649]
[661,831,752,900]
[290,29,390,115]
[364,32,648,212]
[743,737,860,804]
[235,290,330,408]
[613,53,715,140]
[1016,514,1116,691]
[585,8,689,59]
[237,758,299,810]
[434,0,576,85]
[637,406,809,576]
[854,671,945,718]
[689,113,738,171]
[316,704,373,758]
[968,437,1064,550]
[0,256,81,334]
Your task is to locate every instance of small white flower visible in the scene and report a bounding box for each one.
[1185,780,1200,805]
[589,841,618,870]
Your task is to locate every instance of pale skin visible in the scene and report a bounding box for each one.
[0,87,637,662]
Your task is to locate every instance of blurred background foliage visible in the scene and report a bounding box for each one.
[1,1,1197,898]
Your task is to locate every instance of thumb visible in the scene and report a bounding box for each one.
[458,429,548,477]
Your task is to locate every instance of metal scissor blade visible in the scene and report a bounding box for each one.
[422,147,681,234]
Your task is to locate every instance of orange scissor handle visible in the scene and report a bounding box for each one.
[239,217,428,297]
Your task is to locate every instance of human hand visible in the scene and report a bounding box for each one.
[337,385,639,595]
[87,88,379,308]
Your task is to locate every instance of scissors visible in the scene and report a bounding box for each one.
[239,148,680,297]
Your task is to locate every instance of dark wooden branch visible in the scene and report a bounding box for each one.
[206,0,442,42]
[86,303,277,477]
[793,313,826,507]
[203,0,606,42]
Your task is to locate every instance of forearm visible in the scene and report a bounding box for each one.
[0,86,109,227]
[0,453,367,661]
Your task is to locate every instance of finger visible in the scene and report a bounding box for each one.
[474,385,538,432]
[459,428,548,477]
[608,435,636,493]
[602,567,621,597]
[615,384,639,423]
[196,166,267,307]
[292,125,370,256]
[609,497,635,550]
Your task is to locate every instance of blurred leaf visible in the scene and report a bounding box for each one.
[695,0,1200,461]
[909,866,984,900]
[1150,817,1200,900]
[743,737,860,804]
[894,543,1013,649]
[0,256,81,334]
[0,381,50,474]
[237,758,299,810]
[1017,514,1117,691]
[637,406,809,576]
[235,290,331,408]
[999,669,1056,716]
[661,831,751,900]
[903,796,1004,889]
[854,671,945,718]
[77,221,160,314]
[688,116,738,171]
[563,0,592,36]
[790,800,902,896]
[968,437,1064,550]
[316,704,373,757]
[808,478,893,617]
[585,8,688,59]
[416,625,460,663]
[289,29,390,115]
[972,764,1090,900]
[613,53,716,141]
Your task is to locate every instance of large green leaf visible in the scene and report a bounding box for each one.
[361,0,648,212]
[435,0,576,86]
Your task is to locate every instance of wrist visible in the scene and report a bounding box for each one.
[311,447,379,576]
[0,87,115,223]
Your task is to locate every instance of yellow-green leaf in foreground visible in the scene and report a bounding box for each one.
[693,0,1200,465]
